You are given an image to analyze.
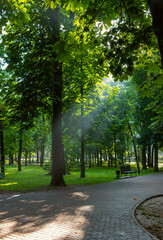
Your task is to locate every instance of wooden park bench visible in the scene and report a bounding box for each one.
[120,165,137,176]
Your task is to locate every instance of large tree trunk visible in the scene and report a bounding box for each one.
[147,0,163,67]
[50,64,65,186]
[18,131,22,171]
[46,8,65,186]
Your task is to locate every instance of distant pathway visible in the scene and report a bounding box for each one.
[0,173,163,240]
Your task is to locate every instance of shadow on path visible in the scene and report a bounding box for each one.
[0,172,162,240]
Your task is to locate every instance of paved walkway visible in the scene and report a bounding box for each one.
[0,173,163,240]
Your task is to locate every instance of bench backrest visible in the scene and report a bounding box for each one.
[120,165,131,172]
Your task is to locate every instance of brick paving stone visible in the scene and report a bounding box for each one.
[0,173,162,239]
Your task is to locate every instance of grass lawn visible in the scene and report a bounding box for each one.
[0,163,162,193]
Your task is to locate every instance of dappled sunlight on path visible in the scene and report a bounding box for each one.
[0,190,94,240]
[0,173,162,240]
[0,216,87,240]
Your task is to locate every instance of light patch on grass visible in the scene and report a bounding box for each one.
[0,182,17,186]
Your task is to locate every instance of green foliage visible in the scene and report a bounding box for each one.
[131,68,163,147]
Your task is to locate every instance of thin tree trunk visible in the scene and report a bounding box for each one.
[151,145,154,167]
[0,105,5,174]
[80,84,85,178]
[15,154,17,163]
[40,138,45,167]
[104,148,107,162]
[25,150,28,166]
[142,144,147,169]
[100,148,102,166]
[154,144,159,172]
[89,151,91,168]
[108,149,111,167]
[94,152,96,164]
[36,148,39,164]
[111,154,113,167]
[29,153,31,165]
[0,130,5,173]
[148,145,152,167]
[18,131,22,171]
[97,147,99,166]
[9,153,13,165]
[40,115,45,167]
[114,135,117,168]
[127,122,140,174]
[9,154,11,165]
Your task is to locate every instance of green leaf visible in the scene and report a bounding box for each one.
[50,1,57,9]
[153,75,163,85]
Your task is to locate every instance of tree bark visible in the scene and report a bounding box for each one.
[147,0,163,67]
[151,145,154,167]
[148,145,152,167]
[154,144,159,171]
[114,135,117,168]
[0,105,5,174]
[94,151,96,164]
[108,149,111,167]
[40,115,45,167]
[89,151,91,168]
[80,84,85,178]
[29,153,31,165]
[0,130,5,173]
[50,63,65,186]
[9,153,13,165]
[36,148,39,164]
[25,150,28,166]
[18,131,22,171]
[46,8,65,186]
[97,147,99,166]
[142,144,147,169]
[100,148,102,166]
